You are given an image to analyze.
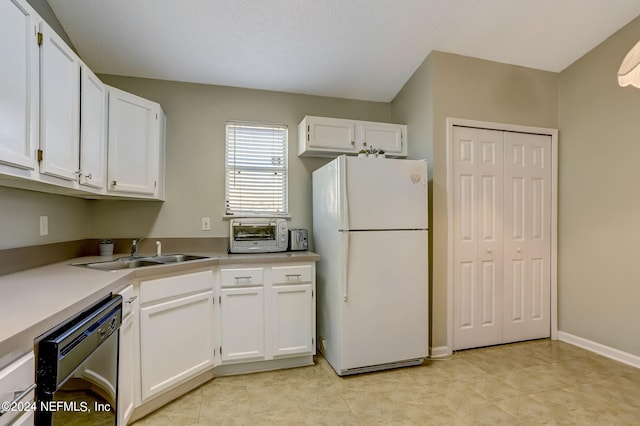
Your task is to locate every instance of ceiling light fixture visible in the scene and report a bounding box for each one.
[618,40,640,88]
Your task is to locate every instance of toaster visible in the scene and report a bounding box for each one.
[288,229,308,251]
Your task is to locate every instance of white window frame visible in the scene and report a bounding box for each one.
[225,121,289,216]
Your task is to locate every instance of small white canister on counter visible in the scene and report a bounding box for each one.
[99,239,114,256]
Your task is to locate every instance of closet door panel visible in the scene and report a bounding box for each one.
[452,126,504,350]
[503,132,551,342]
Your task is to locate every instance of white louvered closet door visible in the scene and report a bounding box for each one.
[452,126,551,351]
[452,127,504,350]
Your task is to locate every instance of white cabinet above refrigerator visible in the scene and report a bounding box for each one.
[298,116,407,158]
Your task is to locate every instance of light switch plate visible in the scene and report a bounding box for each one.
[201,217,211,231]
[40,216,48,236]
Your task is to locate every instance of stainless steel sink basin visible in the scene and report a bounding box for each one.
[75,259,163,271]
[144,254,208,263]
[72,254,209,271]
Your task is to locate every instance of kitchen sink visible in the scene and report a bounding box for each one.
[72,254,209,271]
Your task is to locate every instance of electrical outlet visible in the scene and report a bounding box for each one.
[39,216,48,236]
[201,217,211,231]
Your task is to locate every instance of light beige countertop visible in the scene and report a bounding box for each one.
[0,250,319,368]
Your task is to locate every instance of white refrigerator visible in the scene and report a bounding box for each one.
[312,155,429,376]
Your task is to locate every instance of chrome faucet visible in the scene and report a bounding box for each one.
[131,238,144,257]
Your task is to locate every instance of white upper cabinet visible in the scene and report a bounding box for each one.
[298,116,356,155]
[0,3,166,199]
[79,66,107,190]
[356,121,406,156]
[38,21,80,182]
[0,0,39,176]
[298,116,407,158]
[107,86,164,198]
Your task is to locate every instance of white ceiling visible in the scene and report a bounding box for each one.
[47,0,640,102]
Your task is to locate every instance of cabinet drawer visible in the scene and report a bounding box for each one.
[119,284,136,318]
[220,267,264,288]
[272,265,313,284]
[141,269,214,304]
[0,352,35,425]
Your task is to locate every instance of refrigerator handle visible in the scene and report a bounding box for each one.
[338,156,349,230]
[341,231,349,302]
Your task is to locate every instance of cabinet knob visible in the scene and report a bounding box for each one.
[517,248,522,253]
[86,174,92,180]
[111,180,117,186]
[486,248,492,254]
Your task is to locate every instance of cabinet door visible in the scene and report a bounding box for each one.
[0,0,39,173]
[39,22,80,181]
[303,116,356,153]
[118,285,137,426]
[107,86,161,196]
[357,122,406,156]
[0,352,35,426]
[140,290,214,401]
[220,287,265,362]
[79,66,107,189]
[271,284,313,357]
[118,313,135,425]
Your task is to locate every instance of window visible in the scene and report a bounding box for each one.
[225,122,288,215]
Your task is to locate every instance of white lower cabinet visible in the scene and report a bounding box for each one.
[118,285,137,426]
[219,263,316,364]
[126,261,315,422]
[139,269,215,402]
[271,284,313,357]
[0,352,35,426]
[220,286,265,362]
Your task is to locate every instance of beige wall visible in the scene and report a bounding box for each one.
[391,51,558,350]
[92,76,392,240]
[558,16,640,356]
[0,187,88,250]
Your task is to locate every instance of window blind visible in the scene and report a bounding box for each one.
[225,122,288,215]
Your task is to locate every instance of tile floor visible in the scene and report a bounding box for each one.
[132,339,640,425]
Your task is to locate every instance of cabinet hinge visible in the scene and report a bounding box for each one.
[37,32,43,46]
[154,180,157,188]
[307,125,310,141]
[219,295,221,304]
[220,346,222,355]
[37,149,43,162]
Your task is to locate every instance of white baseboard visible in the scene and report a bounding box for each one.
[558,331,640,369]
[429,346,452,359]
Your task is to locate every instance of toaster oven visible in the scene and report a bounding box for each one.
[229,218,288,253]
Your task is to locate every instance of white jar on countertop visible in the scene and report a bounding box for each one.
[99,239,114,256]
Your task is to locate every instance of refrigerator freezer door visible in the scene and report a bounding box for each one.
[340,230,428,372]
[341,157,428,231]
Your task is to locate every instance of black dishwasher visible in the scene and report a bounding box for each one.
[35,294,122,425]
